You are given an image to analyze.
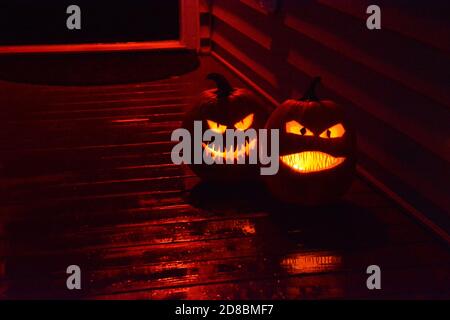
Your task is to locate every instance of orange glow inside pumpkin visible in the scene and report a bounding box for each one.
[202,138,257,161]
[280,151,345,173]
[286,121,346,139]
[285,120,313,136]
[234,113,254,131]
[207,120,227,134]
[319,123,346,138]
[207,113,255,134]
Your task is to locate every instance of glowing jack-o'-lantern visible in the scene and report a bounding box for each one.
[264,77,356,205]
[182,73,269,182]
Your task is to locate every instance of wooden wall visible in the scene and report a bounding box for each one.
[208,0,450,234]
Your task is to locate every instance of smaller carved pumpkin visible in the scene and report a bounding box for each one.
[182,73,269,182]
[264,77,356,205]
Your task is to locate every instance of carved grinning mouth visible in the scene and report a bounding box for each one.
[202,138,257,161]
[280,151,345,173]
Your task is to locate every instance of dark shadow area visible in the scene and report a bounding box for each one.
[187,180,387,251]
[267,201,387,251]
[186,180,272,213]
[0,50,199,86]
[0,1,180,45]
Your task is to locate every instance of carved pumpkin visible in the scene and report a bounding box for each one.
[182,73,269,182]
[264,77,356,205]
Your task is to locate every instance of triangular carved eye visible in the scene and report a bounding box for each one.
[234,113,254,131]
[286,120,314,136]
[319,123,345,138]
[207,120,227,134]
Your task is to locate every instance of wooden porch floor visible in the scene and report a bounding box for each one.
[0,55,448,299]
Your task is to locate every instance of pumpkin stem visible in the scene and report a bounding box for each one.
[301,76,321,101]
[207,73,234,98]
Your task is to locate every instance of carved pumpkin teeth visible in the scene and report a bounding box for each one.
[202,138,257,161]
[280,151,345,173]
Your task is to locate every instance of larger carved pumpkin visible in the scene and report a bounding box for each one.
[182,73,269,182]
[264,77,356,205]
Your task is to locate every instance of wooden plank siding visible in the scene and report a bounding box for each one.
[0,55,449,299]
[208,0,450,237]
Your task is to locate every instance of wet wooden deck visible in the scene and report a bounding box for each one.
[0,56,448,299]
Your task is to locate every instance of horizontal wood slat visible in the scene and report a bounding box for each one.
[318,0,450,53]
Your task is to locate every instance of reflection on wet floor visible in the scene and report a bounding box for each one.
[280,253,342,274]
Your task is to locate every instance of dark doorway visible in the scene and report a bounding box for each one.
[0,1,180,45]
